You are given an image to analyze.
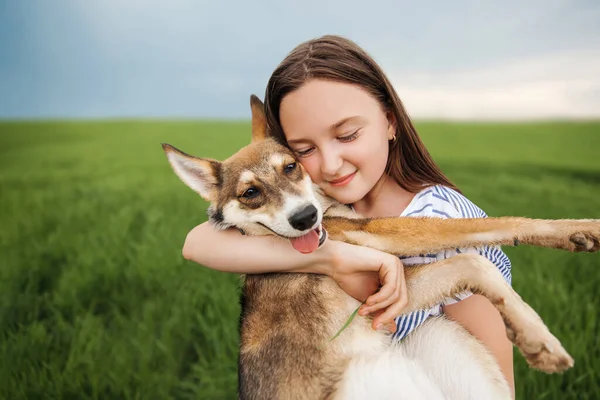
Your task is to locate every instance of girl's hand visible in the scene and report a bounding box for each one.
[325,240,408,333]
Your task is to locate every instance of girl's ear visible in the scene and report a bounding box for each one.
[386,111,397,141]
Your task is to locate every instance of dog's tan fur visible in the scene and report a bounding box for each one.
[162,95,600,400]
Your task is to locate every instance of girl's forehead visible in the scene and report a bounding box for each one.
[285,79,375,105]
[280,80,381,131]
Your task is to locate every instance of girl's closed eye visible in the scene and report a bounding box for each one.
[338,130,360,142]
[295,147,315,157]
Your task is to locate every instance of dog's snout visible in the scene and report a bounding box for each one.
[289,205,318,231]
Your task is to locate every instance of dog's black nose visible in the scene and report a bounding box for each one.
[289,205,318,231]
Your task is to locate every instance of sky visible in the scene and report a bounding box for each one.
[1,0,599,120]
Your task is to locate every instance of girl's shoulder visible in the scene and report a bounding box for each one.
[402,185,488,219]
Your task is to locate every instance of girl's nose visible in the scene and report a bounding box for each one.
[320,147,343,177]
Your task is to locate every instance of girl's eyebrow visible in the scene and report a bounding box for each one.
[286,138,309,145]
[329,116,360,131]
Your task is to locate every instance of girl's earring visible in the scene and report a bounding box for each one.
[389,134,397,143]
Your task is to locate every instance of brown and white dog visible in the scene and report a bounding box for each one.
[162,95,599,400]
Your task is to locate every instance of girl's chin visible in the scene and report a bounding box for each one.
[324,187,367,206]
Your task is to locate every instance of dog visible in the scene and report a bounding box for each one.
[162,95,599,399]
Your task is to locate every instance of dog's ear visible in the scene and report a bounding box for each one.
[250,94,267,143]
[162,143,221,202]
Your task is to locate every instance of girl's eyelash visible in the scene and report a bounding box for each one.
[294,130,359,156]
[295,148,314,157]
[338,130,360,142]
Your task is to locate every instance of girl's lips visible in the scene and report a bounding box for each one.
[329,171,356,187]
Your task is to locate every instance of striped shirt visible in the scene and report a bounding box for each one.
[391,185,513,341]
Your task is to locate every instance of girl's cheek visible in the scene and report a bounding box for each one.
[299,158,321,182]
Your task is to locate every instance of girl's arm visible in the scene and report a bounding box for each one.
[443,295,515,399]
[182,222,332,275]
[182,222,408,332]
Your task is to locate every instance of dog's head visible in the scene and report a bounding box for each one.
[162,95,326,254]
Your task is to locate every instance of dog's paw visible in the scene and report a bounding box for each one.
[524,342,574,374]
[569,230,600,252]
[526,220,600,252]
[505,303,574,374]
[519,329,574,374]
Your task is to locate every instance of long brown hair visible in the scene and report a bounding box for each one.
[263,35,460,194]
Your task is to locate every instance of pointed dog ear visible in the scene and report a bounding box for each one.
[250,94,267,143]
[162,143,221,202]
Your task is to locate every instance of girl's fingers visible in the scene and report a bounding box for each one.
[371,269,409,332]
[372,297,407,332]
[364,258,400,305]
[369,309,398,334]
[360,285,400,315]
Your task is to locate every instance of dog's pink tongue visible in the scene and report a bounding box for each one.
[290,230,319,254]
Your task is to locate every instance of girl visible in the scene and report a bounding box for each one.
[182,35,515,395]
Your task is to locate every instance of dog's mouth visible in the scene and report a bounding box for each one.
[289,224,327,254]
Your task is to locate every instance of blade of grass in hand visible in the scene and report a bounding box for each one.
[328,300,367,342]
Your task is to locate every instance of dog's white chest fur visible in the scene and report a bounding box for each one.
[334,314,511,400]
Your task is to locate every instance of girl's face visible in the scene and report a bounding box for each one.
[279,79,396,205]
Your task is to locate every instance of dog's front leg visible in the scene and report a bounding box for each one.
[400,254,573,374]
[322,216,600,256]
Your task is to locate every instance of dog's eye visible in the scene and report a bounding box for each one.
[241,187,260,199]
[284,162,297,174]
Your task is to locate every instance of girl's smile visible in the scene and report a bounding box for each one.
[328,171,357,187]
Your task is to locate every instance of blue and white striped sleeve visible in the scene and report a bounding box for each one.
[435,186,513,306]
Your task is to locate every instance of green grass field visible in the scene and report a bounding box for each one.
[1,120,599,399]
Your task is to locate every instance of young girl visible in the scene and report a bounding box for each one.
[182,35,515,394]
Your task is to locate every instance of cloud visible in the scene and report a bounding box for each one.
[1,1,599,119]
[389,51,600,120]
